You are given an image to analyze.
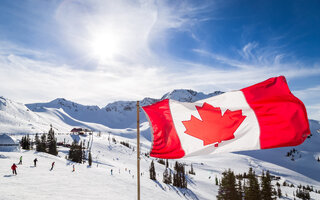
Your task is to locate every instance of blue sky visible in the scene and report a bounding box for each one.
[0,0,319,120]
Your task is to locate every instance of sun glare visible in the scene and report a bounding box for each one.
[89,31,120,61]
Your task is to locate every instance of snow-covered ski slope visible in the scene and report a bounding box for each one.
[1,126,320,200]
[1,90,320,199]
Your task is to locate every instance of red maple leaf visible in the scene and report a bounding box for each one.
[182,103,246,146]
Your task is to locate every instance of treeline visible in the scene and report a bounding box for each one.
[149,159,190,189]
[216,168,314,200]
[20,125,94,166]
[217,168,278,200]
[20,125,58,156]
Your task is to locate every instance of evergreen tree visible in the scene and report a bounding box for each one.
[163,168,172,184]
[237,179,243,199]
[47,125,58,156]
[149,160,156,180]
[277,186,282,198]
[217,169,241,200]
[30,138,34,150]
[244,168,261,200]
[296,188,310,200]
[79,141,83,163]
[38,133,47,152]
[261,171,273,200]
[26,134,31,149]
[20,135,31,150]
[82,141,86,163]
[20,136,26,149]
[173,161,187,188]
[189,163,195,175]
[215,176,219,186]
[180,163,187,188]
[88,151,92,166]
[35,133,40,151]
[68,140,82,163]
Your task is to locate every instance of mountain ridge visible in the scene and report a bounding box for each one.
[0,89,223,133]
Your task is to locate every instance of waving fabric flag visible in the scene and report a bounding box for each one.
[142,76,310,159]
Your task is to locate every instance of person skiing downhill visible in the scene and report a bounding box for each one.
[34,158,38,167]
[18,156,22,165]
[11,163,17,175]
[50,162,55,171]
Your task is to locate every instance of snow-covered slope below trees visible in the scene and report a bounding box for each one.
[1,90,320,199]
[1,127,320,200]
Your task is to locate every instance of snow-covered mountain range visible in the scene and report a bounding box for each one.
[1,89,320,200]
[0,89,223,134]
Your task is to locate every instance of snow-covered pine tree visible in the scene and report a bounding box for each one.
[189,163,195,175]
[88,151,92,166]
[277,186,282,198]
[149,160,156,180]
[173,161,187,188]
[237,179,243,198]
[38,133,47,152]
[68,140,82,163]
[35,133,40,151]
[244,168,261,200]
[163,168,172,184]
[217,169,240,200]
[296,188,310,200]
[20,135,31,150]
[26,134,31,149]
[20,136,26,149]
[80,141,85,163]
[47,125,58,156]
[261,170,274,200]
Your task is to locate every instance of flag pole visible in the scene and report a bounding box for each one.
[137,101,140,200]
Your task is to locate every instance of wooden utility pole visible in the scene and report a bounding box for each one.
[137,101,140,200]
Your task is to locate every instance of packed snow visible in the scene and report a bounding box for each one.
[1,91,320,199]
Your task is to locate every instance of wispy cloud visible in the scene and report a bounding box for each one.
[0,0,319,120]
[53,0,213,69]
[293,86,320,120]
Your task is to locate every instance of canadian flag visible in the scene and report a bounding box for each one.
[142,76,310,159]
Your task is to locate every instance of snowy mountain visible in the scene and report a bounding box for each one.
[161,89,223,102]
[24,89,222,130]
[1,90,320,200]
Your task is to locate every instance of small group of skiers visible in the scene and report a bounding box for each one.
[11,156,23,175]
[10,156,55,175]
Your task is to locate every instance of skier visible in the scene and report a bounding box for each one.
[111,169,113,175]
[72,165,75,172]
[18,156,22,165]
[11,163,17,175]
[50,162,55,171]
[34,158,38,167]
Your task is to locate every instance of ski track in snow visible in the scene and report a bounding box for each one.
[1,94,320,199]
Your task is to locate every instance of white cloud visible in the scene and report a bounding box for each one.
[241,42,258,60]
[53,0,211,69]
[0,1,319,121]
[293,86,320,120]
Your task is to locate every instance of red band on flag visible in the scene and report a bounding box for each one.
[241,76,310,149]
[142,99,185,159]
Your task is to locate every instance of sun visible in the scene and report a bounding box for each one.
[89,31,121,61]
